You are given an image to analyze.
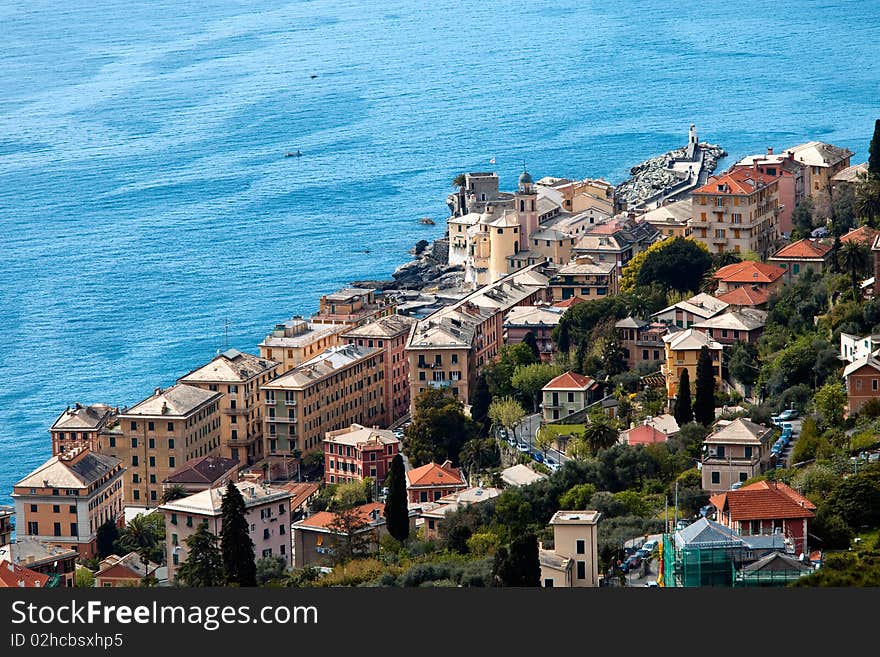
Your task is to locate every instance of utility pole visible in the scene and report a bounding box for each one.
[673,480,679,529]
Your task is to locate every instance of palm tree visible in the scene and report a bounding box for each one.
[855,173,880,227]
[452,173,467,189]
[582,420,619,454]
[162,485,188,503]
[837,240,870,300]
[117,513,159,584]
[699,269,719,294]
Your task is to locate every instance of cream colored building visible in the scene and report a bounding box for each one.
[541,371,598,422]
[701,419,774,493]
[548,256,618,302]
[406,263,551,407]
[262,344,386,461]
[258,316,346,374]
[661,329,724,400]
[114,384,223,507]
[539,510,601,588]
[178,349,279,467]
[781,141,854,196]
[638,200,693,238]
[690,168,780,258]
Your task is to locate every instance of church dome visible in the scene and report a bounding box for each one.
[518,170,533,185]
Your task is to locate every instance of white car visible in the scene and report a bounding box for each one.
[517,442,530,453]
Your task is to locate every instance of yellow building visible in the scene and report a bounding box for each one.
[781,141,854,196]
[177,349,279,467]
[261,344,386,463]
[49,403,119,456]
[638,200,693,238]
[539,510,601,588]
[690,168,780,258]
[258,316,346,373]
[661,329,724,400]
[114,384,222,507]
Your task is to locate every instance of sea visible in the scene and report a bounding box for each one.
[1,0,878,505]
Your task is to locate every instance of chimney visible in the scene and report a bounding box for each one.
[154,387,162,396]
[767,147,774,156]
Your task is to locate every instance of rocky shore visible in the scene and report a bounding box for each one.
[350,236,465,293]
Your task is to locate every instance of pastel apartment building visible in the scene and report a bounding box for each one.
[690,168,780,258]
[406,262,551,407]
[341,313,416,426]
[652,293,728,329]
[548,256,618,301]
[572,216,659,279]
[177,349,279,467]
[781,141,853,197]
[323,423,400,485]
[638,199,693,238]
[502,304,564,361]
[312,287,396,328]
[701,419,774,493]
[258,316,347,374]
[160,481,291,581]
[261,344,386,462]
[692,308,767,345]
[843,355,880,415]
[113,384,223,507]
[768,238,832,285]
[539,510,601,588]
[0,507,14,547]
[49,403,119,456]
[661,329,724,400]
[615,317,668,370]
[733,148,808,235]
[405,461,467,505]
[291,501,391,568]
[420,487,502,541]
[541,371,599,422]
[12,447,124,559]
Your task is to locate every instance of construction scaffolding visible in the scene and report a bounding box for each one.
[661,533,744,587]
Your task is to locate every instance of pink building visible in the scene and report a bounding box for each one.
[323,424,400,485]
[733,149,807,236]
[159,481,291,582]
[341,314,416,426]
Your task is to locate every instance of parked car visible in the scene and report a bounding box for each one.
[635,548,651,559]
[642,540,658,552]
[778,409,799,421]
[507,436,517,447]
[517,442,530,453]
[731,481,743,490]
[532,451,545,464]
[869,452,880,463]
[545,456,558,467]
[625,555,642,570]
[645,580,659,588]
[546,461,561,473]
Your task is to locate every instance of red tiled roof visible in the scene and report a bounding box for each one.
[713,261,786,284]
[623,425,667,445]
[771,238,831,260]
[543,371,596,391]
[839,226,879,245]
[710,480,815,522]
[695,168,778,195]
[714,286,769,307]
[0,561,49,588]
[553,296,586,309]
[95,563,142,581]
[406,461,465,488]
[294,502,385,530]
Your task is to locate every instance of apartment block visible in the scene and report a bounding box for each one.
[258,316,347,374]
[49,403,119,456]
[312,287,396,327]
[323,424,400,485]
[539,510,601,588]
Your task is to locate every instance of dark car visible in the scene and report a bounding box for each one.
[625,555,642,570]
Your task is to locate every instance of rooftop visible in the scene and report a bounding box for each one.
[769,238,832,261]
[831,162,868,184]
[500,464,547,487]
[713,261,786,284]
[322,287,376,303]
[704,418,772,445]
[0,539,77,567]
[543,371,597,391]
[662,328,724,351]
[843,355,880,378]
[714,286,769,307]
[259,319,347,349]
[839,225,879,245]
[178,349,277,384]
[264,344,380,389]
[638,199,692,226]
[324,424,399,448]
[653,292,729,320]
[675,517,745,549]
[549,510,601,526]
[406,460,465,488]
[503,304,564,328]
[159,482,290,516]
[0,560,49,588]
[692,308,768,332]
[50,403,117,432]
[96,552,160,579]
[781,141,854,168]
[293,502,384,532]
[122,384,221,418]
[275,482,321,510]
[14,450,121,490]
[622,424,668,446]
[162,455,239,486]
[694,168,778,195]
[710,480,816,521]
[340,314,415,339]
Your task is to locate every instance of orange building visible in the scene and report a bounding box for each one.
[12,448,124,559]
[95,552,160,587]
[712,261,785,295]
[768,238,832,284]
[0,560,50,588]
[49,403,119,456]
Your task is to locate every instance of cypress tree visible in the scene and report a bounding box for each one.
[693,346,716,426]
[869,118,880,178]
[674,368,694,426]
[469,372,491,433]
[220,481,256,587]
[522,331,541,360]
[556,321,571,354]
[496,533,541,586]
[96,518,120,559]
[383,454,409,542]
[177,522,225,587]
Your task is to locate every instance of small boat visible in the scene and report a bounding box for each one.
[285,150,302,157]
[419,217,435,225]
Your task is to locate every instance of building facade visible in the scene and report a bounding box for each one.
[405,461,467,505]
[539,510,601,588]
[114,384,223,507]
[548,256,618,301]
[178,349,279,467]
[732,149,808,235]
[12,448,124,558]
[502,304,563,362]
[161,455,240,496]
[312,288,396,327]
[541,372,599,422]
[843,356,880,415]
[258,316,347,374]
[768,238,832,284]
[661,329,724,400]
[701,419,774,493]
[323,424,400,485]
[49,403,119,456]
[781,141,853,197]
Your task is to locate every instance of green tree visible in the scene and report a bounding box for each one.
[813,382,847,429]
[790,197,815,240]
[522,331,541,360]
[626,237,713,293]
[255,555,288,586]
[383,454,409,542]
[484,343,538,398]
[836,240,870,299]
[220,481,256,587]
[856,172,880,228]
[728,340,759,388]
[452,173,466,188]
[469,372,492,434]
[511,362,562,412]
[556,321,571,353]
[459,437,500,476]
[693,347,716,426]
[328,505,372,564]
[582,419,619,454]
[869,118,880,178]
[162,485,188,504]
[488,396,526,445]
[404,388,476,466]
[492,533,540,586]
[96,518,120,559]
[177,521,225,587]
[674,368,694,426]
[791,416,822,464]
[559,483,597,509]
[75,567,95,588]
[825,474,880,528]
[115,512,164,579]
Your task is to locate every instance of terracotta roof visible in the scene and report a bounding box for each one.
[714,286,769,307]
[695,168,778,195]
[710,480,815,522]
[163,455,239,485]
[839,226,879,245]
[542,371,596,391]
[0,561,49,588]
[552,296,586,309]
[770,239,831,260]
[293,502,384,531]
[406,461,465,488]
[713,261,785,284]
[622,424,668,445]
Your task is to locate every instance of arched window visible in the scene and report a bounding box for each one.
[520,200,525,212]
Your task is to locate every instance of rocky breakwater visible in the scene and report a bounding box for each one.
[350,236,464,292]
[615,141,727,208]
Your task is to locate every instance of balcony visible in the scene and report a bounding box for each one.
[269,416,298,424]
[222,407,249,416]
[711,236,727,244]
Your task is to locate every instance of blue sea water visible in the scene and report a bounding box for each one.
[1,0,878,504]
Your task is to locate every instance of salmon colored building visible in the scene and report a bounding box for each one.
[405,460,467,504]
[712,261,785,295]
[843,355,880,415]
[49,403,119,456]
[95,552,160,587]
[323,424,400,485]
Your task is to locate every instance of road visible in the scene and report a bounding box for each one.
[507,413,573,467]
[776,418,802,468]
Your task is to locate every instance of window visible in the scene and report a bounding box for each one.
[109,437,115,448]
[793,263,800,274]
[150,490,157,501]
[544,579,554,588]
[130,422,137,430]
[52,504,60,513]
[263,528,270,540]
[149,456,155,467]
[744,446,752,459]
[576,539,585,555]
[873,379,879,391]
[168,422,174,431]
[149,474,156,484]
[739,472,748,483]
[148,438,155,449]
[451,354,458,365]
[711,471,720,484]
[567,392,574,403]
[642,349,649,360]
[69,504,76,514]
[576,561,586,579]
[70,523,78,537]
[172,553,179,566]
[420,492,428,503]
[428,520,435,530]
[186,516,193,527]
[169,457,175,468]
[132,455,138,466]
[716,445,725,458]
[27,521,38,535]
[54,522,62,537]
[133,490,140,500]
[171,513,177,525]
[169,439,174,449]
[172,533,178,546]
[30,504,37,513]
[131,438,138,448]
[148,421,154,431]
